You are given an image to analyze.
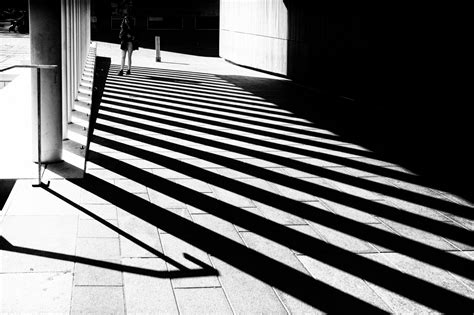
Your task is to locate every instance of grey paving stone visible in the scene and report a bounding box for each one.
[232,206,267,232]
[365,223,400,253]
[185,192,217,214]
[192,214,243,244]
[174,288,233,314]
[215,167,255,179]
[236,158,281,168]
[71,286,125,314]
[307,221,377,253]
[287,224,325,255]
[152,168,190,179]
[329,181,384,201]
[275,288,323,314]
[148,188,186,208]
[253,201,306,225]
[117,214,162,257]
[0,250,74,273]
[122,258,179,314]
[75,238,121,260]
[381,198,452,222]
[377,219,457,251]
[160,233,220,288]
[0,272,73,313]
[321,199,379,224]
[283,167,319,178]
[5,180,80,215]
[113,178,148,193]
[74,259,123,286]
[87,168,125,179]
[272,183,318,202]
[208,256,287,314]
[80,188,112,204]
[1,215,77,254]
[78,204,117,220]
[77,219,119,238]
[239,177,281,193]
[297,255,393,313]
[241,231,309,274]
[381,252,474,300]
[211,186,255,207]
[295,157,341,168]
[174,178,212,193]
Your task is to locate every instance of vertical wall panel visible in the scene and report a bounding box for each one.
[220,0,288,75]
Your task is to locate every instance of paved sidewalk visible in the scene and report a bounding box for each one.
[1,41,473,313]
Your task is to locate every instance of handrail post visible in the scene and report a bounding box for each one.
[32,68,45,187]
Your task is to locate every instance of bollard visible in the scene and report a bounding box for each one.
[155,36,161,62]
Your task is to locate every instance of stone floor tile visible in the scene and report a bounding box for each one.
[80,188,112,204]
[231,206,267,232]
[77,219,119,238]
[329,181,384,201]
[275,288,323,314]
[239,177,280,193]
[113,178,148,193]
[240,231,309,274]
[206,256,288,314]
[160,233,220,288]
[297,255,393,312]
[152,168,190,179]
[1,215,77,254]
[308,221,377,253]
[174,287,233,314]
[272,183,318,202]
[79,204,117,220]
[122,258,179,314]
[287,224,325,255]
[214,167,254,179]
[253,201,306,225]
[192,214,243,244]
[148,188,186,208]
[0,250,74,273]
[381,252,474,300]
[174,178,212,193]
[321,199,379,224]
[71,286,125,314]
[117,214,162,257]
[185,192,217,214]
[377,219,457,251]
[74,259,123,286]
[211,186,255,208]
[75,238,120,260]
[4,180,80,215]
[0,272,73,313]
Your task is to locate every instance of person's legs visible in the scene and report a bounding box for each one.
[118,48,126,75]
[126,42,133,74]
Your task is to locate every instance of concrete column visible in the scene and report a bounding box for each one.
[29,0,63,162]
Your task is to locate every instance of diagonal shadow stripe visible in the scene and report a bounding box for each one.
[80,154,474,312]
[0,237,216,279]
[96,109,474,223]
[88,141,474,280]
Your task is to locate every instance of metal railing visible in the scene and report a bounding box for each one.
[0,64,58,187]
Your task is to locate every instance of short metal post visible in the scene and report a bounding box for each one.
[32,68,43,186]
[155,36,161,62]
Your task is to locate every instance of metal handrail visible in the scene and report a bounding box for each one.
[0,64,58,187]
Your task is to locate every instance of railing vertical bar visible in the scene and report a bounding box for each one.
[35,67,42,186]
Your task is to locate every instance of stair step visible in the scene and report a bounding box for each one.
[67,123,88,146]
[71,110,90,128]
[77,92,91,103]
[73,100,91,115]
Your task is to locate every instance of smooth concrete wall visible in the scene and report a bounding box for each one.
[220,0,288,75]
